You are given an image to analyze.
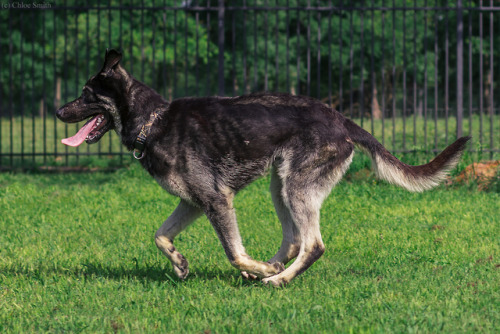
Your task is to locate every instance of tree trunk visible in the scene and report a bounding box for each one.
[39,99,44,118]
[485,64,493,117]
[417,88,423,117]
[371,84,382,120]
[54,77,61,110]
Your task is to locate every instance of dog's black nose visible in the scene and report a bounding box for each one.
[55,108,64,120]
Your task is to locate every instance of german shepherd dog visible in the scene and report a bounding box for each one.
[56,49,470,286]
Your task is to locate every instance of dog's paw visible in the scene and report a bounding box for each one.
[257,261,285,278]
[262,275,288,288]
[172,253,189,280]
[241,271,259,281]
[270,261,285,274]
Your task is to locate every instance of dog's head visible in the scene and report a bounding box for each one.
[56,49,129,146]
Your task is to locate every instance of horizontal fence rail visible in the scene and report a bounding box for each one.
[0,0,499,168]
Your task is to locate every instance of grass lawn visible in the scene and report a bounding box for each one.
[0,162,498,333]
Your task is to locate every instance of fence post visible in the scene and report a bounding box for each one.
[456,0,464,138]
[218,0,225,96]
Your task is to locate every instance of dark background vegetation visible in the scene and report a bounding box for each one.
[0,0,498,167]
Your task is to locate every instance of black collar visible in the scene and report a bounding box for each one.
[133,107,165,159]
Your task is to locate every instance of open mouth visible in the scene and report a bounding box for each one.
[61,114,111,147]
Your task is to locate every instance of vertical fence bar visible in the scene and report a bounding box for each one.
[86,2,91,157]
[217,0,225,96]
[296,5,300,95]
[119,0,123,54]
[468,0,472,138]
[0,10,2,163]
[286,0,290,94]
[31,10,36,165]
[64,0,70,164]
[205,0,210,96]
[489,0,494,157]
[254,0,258,91]
[20,10,25,166]
[42,9,47,165]
[232,6,236,95]
[108,0,114,158]
[184,2,188,95]
[173,1,177,96]
[423,0,428,150]
[316,1,321,99]
[306,0,311,96]
[63,4,68,162]
[75,5,80,164]
[479,0,483,146]
[9,9,13,166]
[391,0,396,151]
[359,1,364,128]
[402,1,406,151]
[97,1,102,156]
[434,0,438,150]
[263,0,268,91]
[445,3,449,143]
[370,0,375,135]
[52,8,57,161]
[456,0,464,139]
[338,0,343,114]
[120,0,124,163]
[141,0,145,83]
[328,0,333,106]
[162,0,167,98]
[380,0,385,146]
[413,0,417,148]
[348,6,353,118]
[129,2,133,75]
[243,0,248,94]
[275,0,280,92]
[152,0,157,90]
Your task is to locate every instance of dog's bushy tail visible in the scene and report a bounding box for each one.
[344,118,470,192]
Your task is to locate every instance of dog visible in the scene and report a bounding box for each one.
[56,49,470,287]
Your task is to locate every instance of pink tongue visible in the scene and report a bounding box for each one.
[61,116,99,147]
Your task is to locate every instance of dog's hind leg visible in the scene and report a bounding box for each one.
[155,200,203,279]
[262,147,354,287]
[204,192,285,278]
[241,169,299,281]
[268,168,300,265]
[261,185,326,287]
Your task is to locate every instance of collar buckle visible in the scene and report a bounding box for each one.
[132,108,164,160]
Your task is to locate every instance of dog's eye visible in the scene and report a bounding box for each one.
[82,89,95,102]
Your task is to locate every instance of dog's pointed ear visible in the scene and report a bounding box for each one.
[101,49,123,77]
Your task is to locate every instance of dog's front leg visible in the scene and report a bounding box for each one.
[155,200,203,279]
[204,197,285,279]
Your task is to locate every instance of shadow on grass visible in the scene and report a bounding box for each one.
[83,262,271,288]
[80,261,269,288]
[3,261,265,289]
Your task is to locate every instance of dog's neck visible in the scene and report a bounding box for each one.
[118,78,169,151]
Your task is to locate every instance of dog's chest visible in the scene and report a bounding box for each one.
[153,172,191,201]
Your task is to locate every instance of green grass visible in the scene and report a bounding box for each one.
[1,164,499,333]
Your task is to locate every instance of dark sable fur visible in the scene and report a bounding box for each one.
[56,50,470,286]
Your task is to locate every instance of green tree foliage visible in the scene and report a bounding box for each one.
[0,0,497,118]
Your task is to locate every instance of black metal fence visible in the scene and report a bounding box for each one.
[1,0,498,168]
